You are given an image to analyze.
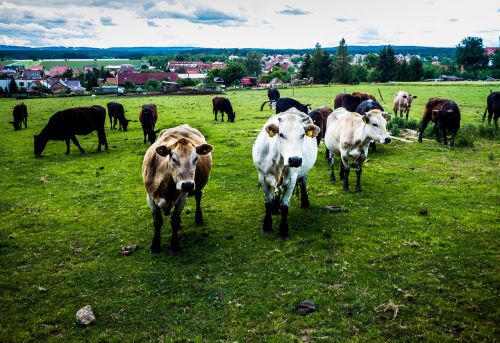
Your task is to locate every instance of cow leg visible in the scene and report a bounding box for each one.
[148,195,163,254]
[221,111,224,122]
[297,176,310,208]
[24,117,27,128]
[370,141,377,152]
[406,109,410,121]
[65,139,71,155]
[393,108,398,117]
[418,117,431,143]
[450,131,456,147]
[442,127,449,146]
[143,129,147,144]
[329,152,337,184]
[96,129,108,152]
[170,195,187,253]
[339,160,345,180]
[70,135,85,154]
[194,190,203,225]
[109,115,113,129]
[355,154,365,193]
[213,109,218,121]
[434,125,441,143]
[260,175,274,232]
[325,148,330,160]
[279,174,297,239]
[341,155,350,192]
[279,204,289,240]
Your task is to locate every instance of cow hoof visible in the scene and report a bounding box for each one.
[170,249,181,256]
[195,218,203,225]
[301,201,310,209]
[279,235,289,241]
[343,189,349,193]
[262,227,273,234]
[356,190,362,194]
[150,246,161,254]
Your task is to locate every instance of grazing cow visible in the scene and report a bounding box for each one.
[260,88,281,110]
[482,91,499,128]
[308,106,333,147]
[333,92,376,112]
[393,91,417,119]
[12,103,28,131]
[140,104,159,144]
[252,107,320,239]
[325,108,391,193]
[142,124,213,253]
[419,98,461,146]
[274,97,311,114]
[212,96,235,122]
[107,102,131,131]
[34,106,108,156]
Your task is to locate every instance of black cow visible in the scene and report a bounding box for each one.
[12,103,28,130]
[34,105,108,156]
[482,91,499,128]
[355,99,384,114]
[419,98,461,146]
[274,97,310,114]
[140,104,159,144]
[212,97,235,122]
[107,102,131,131]
[259,88,282,111]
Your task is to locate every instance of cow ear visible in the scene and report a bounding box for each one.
[156,145,171,157]
[196,144,213,156]
[265,123,279,137]
[382,112,391,121]
[403,95,408,98]
[362,114,370,124]
[413,96,417,99]
[304,124,320,138]
[127,119,132,122]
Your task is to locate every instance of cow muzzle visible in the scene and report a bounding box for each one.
[381,136,392,144]
[178,181,195,192]
[288,156,303,167]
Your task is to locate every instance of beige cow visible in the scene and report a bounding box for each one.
[393,91,417,119]
[142,124,213,253]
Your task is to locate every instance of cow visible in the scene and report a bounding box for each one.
[142,124,213,253]
[355,99,387,152]
[333,92,376,112]
[12,103,28,131]
[212,96,235,122]
[34,105,108,156]
[418,98,461,146]
[274,97,311,114]
[393,91,417,120]
[325,108,391,193]
[260,88,281,110]
[140,104,159,144]
[308,106,333,147]
[107,102,131,131]
[252,107,320,239]
[482,91,499,128]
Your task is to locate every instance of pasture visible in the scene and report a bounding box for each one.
[0,83,499,341]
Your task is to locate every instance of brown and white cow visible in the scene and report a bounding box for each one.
[393,91,417,119]
[142,124,213,253]
[325,108,391,193]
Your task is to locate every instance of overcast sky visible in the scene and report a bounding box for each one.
[1,0,499,49]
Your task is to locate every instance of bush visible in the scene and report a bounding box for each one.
[478,125,497,140]
[177,78,196,88]
[387,120,401,136]
[455,125,475,147]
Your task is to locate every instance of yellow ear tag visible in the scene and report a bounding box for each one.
[306,130,313,137]
[269,130,275,137]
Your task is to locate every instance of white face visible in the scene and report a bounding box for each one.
[365,115,391,143]
[277,117,307,166]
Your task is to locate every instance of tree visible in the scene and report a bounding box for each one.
[408,57,424,81]
[491,50,500,69]
[145,78,160,91]
[455,37,489,71]
[376,45,397,82]
[62,68,73,79]
[8,78,18,95]
[177,78,196,88]
[176,67,187,74]
[309,43,332,84]
[331,38,352,84]
[364,53,379,69]
[349,64,368,84]
[396,60,409,81]
[244,51,262,77]
[220,62,247,85]
[124,80,135,90]
[299,53,311,79]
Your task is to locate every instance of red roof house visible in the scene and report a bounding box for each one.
[117,72,179,86]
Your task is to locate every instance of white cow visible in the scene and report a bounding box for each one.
[393,91,417,120]
[252,107,320,239]
[325,108,391,193]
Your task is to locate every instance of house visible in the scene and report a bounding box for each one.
[46,65,70,77]
[240,76,257,87]
[29,65,44,71]
[105,77,118,85]
[117,72,178,86]
[119,64,135,73]
[22,70,42,79]
[0,79,10,92]
[485,47,500,56]
[211,61,226,69]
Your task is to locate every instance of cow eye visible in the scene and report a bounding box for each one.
[193,156,198,163]
[373,123,379,127]
[300,133,305,139]
[279,133,286,139]
[171,157,179,165]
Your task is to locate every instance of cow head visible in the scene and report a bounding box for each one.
[148,129,161,144]
[407,94,417,107]
[362,110,392,144]
[155,138,213,192]
[121,119,132,131]
[228,111,236,123]
[34,134,47,156]
[266,114,320,168]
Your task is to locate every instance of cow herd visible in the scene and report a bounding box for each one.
[8,89,500,253]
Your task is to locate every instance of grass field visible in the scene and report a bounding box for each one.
[3,59,143,70]
[0,83,499,341]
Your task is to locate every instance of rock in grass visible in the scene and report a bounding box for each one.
[75,305,95,325]
[325,205,349,213]
[295,300,317,315]
[120,244,138,256]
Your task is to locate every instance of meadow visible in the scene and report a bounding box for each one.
[0,83,499,342]
[3,59,143,70]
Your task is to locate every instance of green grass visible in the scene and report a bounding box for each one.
[3,59,143,69]
[1,83,499,341]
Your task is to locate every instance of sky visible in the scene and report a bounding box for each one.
[0,0,499,49]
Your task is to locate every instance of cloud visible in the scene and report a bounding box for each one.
[448,18,458,22]
[336,18,358,22]
[100,16,117,26]
[278,6,310,16]
[146,20,159,27]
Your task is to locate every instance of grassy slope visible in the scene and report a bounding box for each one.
[2,60,142,69]
[0,84,498,342]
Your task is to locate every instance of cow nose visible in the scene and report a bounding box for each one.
[384,137,392,144]
[288,157,302,167]
[181,181,195,191]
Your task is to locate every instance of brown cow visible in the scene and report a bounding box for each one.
[419,98,461,146]
[308,106,333,146]
[140,104,159,144]
[12,103,28,130]
[212,96,235,122]
[333,92,377,111]
[107,102,131,131]
[142,124,213,253]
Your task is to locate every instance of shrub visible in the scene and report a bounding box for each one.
[455,125,475,147]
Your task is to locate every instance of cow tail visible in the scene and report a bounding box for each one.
[260,101,270,111]
[482,106,488,122]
